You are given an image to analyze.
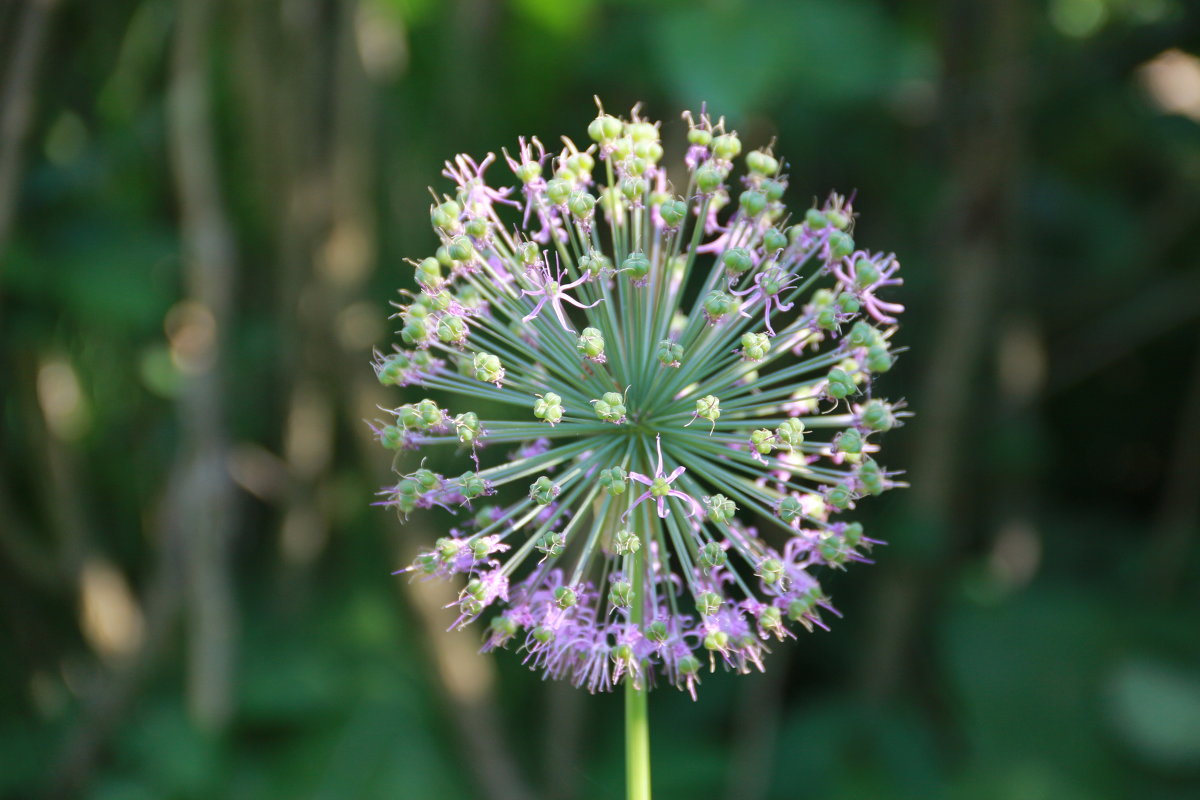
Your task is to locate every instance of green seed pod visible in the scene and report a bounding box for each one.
[546,177,571,205]
[866,343,893,374]
[827,230,855,259]
[703,290,736,321]
[704,630,730,651]
[698,541,728,569]
[695,591,723,616]
[577,327,605,360]
[826,367,856,399]
[379,425,404,450]
[777,496,803,523]
[741,332,770,361]
[750,428,777,455]
[457,471,488,500]
[530,476,559,505]
[739,190,767,216]
[622,252,650,282]
[554,585,578,609]
[776,418,806,450]
[533,392,564,425]
[746,149,779,175]
[537,531,566,558]
[464,217,489,240]
[694,395,720,425]
[763,227,788,254]
[836,427,864,455]
[568,190,596,219]
[695,163,725,194]
[704,495,737,525]
[415,257,443,290]
[613,529,640,555]
[438,314,468,345]
[473,352,504,384]
[758,558,785,584]
[610,580,633,609]
[712,132,741,160]
[657,339,684,367]
[854,258,880,288]
[721,247,753,277]
[859,399,895,432]
[826,483,853,510]
[599,467,628,495]
[660,198,688,227]
[592,391,627,423]
[858,458,885,496]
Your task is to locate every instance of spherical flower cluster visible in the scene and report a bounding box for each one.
[373,101,908,698]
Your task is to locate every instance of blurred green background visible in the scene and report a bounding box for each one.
[3,0,1199,798]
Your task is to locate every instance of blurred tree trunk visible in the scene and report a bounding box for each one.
[0,0,59,257]
[860,0,1029,700]
[167,0,239,732]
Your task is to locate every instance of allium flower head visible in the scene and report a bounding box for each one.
[374,101,909,698]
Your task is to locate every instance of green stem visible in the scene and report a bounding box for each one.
[625,676,651,800]
[625,517,652,800]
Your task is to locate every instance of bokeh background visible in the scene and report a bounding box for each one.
[3,0,1200,798]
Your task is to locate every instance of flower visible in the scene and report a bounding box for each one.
[374,100,908,697]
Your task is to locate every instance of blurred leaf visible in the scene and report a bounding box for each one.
[1106,657,1200,771]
